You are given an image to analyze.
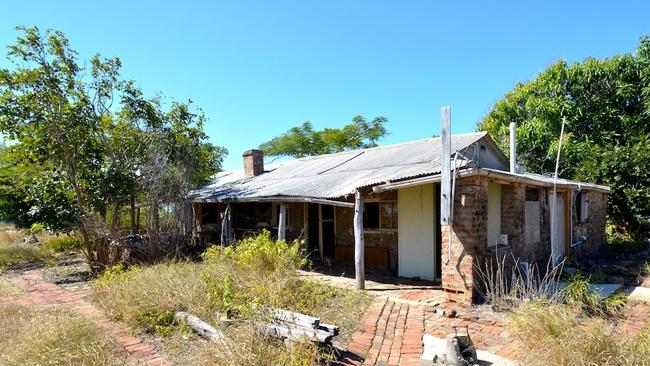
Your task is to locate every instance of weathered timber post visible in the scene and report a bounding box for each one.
[278,203,287,241]
[354,189,365,290]
[440,106,452,263]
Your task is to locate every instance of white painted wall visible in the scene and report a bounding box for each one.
[398,184,435,281]
[487,183,502,247]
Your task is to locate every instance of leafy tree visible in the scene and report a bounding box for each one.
[478,36,650,237]
[260,115,387,158]
[0,27,225,263]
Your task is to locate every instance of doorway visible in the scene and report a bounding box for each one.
[307,203,336,259]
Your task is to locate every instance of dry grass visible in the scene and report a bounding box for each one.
[0,242,53,270]
[474,253,564,311]
[0,304,122,365]
[91,231,370,366]
[509,302,650,366]
[0,224,23,244]
[0,278,23,298]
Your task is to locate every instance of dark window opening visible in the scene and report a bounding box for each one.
[364,202,380,229]
[525,188,540,202]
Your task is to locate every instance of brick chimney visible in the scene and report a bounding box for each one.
[242,149,264,177]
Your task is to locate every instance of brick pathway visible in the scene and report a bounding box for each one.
[2,269,172,366]
[344,296,519,365]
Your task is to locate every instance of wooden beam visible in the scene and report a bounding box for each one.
[354,189,365,290]
[278,203,287,241]
[440,106,451,226]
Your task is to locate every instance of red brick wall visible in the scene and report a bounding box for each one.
[441,176,488,304]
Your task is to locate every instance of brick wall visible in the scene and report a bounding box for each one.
[571,190,607,258]
[335,190,399,274]
[441,176,488,304]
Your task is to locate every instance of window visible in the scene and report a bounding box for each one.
[575,191,588,222]
[380,202,398,229]
[363,201,398,230]
[364,202,380,229]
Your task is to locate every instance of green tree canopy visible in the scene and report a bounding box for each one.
[478,36,650,236]
[0,27,225,260]
[259,115,388,158]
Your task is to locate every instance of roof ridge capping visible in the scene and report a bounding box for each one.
[292,131,488,162]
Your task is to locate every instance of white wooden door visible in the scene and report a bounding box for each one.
[398,185,435,281]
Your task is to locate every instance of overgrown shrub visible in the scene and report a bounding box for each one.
[0,304,121,365]
[606,224,648,254]
[203,229,308,271]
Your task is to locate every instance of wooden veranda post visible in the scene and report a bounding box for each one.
[278,203,287,241]
[354,189,365,290]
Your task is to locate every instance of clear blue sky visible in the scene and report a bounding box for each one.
[1,1,648,170]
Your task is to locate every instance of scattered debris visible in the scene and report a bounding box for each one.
[174,311,224,343]
[261,306,339,344]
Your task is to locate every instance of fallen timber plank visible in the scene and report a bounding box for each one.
[263,306,320,329]
[265,323,334,344]
[318,323,340,336]
[174,311,224,343]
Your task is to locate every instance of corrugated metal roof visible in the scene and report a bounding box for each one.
[189,132,489,201]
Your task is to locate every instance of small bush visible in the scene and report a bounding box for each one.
[42,235,84,252]
[28,223,45,234]
[0,304,121,365]
[509,302,650,366]
[606,224,648,254]
[204,229,309,272]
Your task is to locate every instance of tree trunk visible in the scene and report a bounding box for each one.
[150,200,161,259]
[130,195,137,235]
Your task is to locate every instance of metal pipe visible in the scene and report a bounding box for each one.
[509,122,517,173]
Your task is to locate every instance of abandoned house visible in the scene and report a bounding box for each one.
[188,127,610,304]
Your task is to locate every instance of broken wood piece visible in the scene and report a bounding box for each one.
[317,323,339,336]
[265,323,334,344]
[174,311,224,343]
[263,306,320,328]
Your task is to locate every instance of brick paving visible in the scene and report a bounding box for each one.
[343,295,520,365]
[2,269,172,366]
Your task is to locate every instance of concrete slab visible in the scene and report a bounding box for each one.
[421,334,517,366]
[626,286,650,303]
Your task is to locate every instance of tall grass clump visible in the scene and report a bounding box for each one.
[509,302,650,366]
[0,304,122,365]
[92,230,371,366]
[0,242,52,270]
[474,254,564,310]
[42,235,84,252]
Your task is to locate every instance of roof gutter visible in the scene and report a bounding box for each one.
[191,195,355,208]
[372,168,612,194]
